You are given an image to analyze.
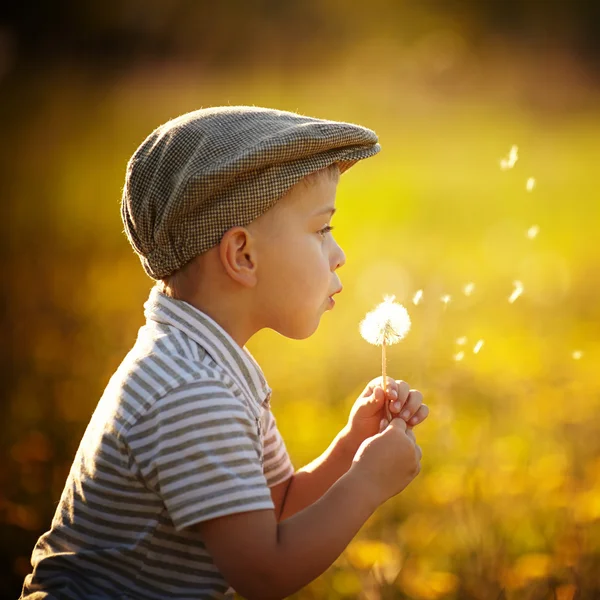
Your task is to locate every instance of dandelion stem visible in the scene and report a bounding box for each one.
[382,337,391,422]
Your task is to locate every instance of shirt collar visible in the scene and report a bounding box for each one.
[144,287,271,410]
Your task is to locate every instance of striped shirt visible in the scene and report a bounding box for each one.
[21,288,294,599]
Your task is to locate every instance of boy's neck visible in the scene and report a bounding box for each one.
[180,292,257,349]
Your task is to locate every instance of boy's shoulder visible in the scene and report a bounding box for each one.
[102,321,244,431]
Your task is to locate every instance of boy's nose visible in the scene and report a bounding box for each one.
[332,242,346,270]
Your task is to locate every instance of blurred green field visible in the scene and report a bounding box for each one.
[2,67,600,599]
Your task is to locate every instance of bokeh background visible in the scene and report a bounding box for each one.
[2,2,600,599]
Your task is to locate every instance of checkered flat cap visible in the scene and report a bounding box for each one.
[121,105,380,279]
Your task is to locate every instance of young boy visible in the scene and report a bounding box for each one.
[21,106,428,599]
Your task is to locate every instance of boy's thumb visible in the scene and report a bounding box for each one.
[380,417,408,434]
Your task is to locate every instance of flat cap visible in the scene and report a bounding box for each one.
[121,105,380,279]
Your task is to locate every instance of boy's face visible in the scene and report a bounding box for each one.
[250,172,345,339]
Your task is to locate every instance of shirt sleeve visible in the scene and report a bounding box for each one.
[262,408,295,487]
[128,380,275,531]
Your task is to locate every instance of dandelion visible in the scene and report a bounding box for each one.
[527,225,539,239]
[413,289,423,305]
[360,295,411,421]
[526,177,536,192]
[441,294,452,305]
[509,281,524,304]
[572,350,583,360]
[500,145,519,170]
[473,339,485,354]
[456,336,467,346]
[454,351,465,361]
[463,282,475,296]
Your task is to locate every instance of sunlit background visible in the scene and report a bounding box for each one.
[2,2,600,599]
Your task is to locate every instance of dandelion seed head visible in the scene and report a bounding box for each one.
[500,145,519,170]
[360,295,411,346]
[456,336,467,346]
[473,339,485,354]
[413,289,423,305]
[463,282,475,296]
[527,225,539,240]
[572,350,583,360]
[526,177,536,192]
[454,351,465,361]
[509,281,524,304]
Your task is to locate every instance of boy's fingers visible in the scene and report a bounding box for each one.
[378,376,394,399]
[373,386,386,404]
[405,428,422,460]
[365,377,390,398]
[389,381,411,413]
[387,416,408,433]
[397,389,423,421]
[408,404,429,426]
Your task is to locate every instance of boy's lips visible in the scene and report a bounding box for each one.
[327,287,343,309]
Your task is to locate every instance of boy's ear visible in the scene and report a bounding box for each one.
[218,227,258,287]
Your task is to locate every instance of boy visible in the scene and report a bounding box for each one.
[21,106,428,599]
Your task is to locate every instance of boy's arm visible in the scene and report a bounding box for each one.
[271,425,358,521]
[194,419,420,600]
[197,467,375,600]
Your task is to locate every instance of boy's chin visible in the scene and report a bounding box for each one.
[270,316,321,340]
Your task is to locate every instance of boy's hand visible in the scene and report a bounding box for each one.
[351,417,422,504]
[346,377,428,446]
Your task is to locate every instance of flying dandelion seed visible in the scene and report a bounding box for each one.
[441,294,452,305]
[572,350,583,360]
[526,177,536,192]
[454,351,465,361]
[527,225,539,239]
[360,296,411,421]
[509,281,524,304]
[473,340,484,354]
[413,289,423,305]
[500,145,519,170]
[456,336,467,346]
[463,282,475,296]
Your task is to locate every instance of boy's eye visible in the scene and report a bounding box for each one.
[317,225,334,237]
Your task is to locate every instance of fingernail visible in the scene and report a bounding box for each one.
[401,410,411,420]
[389,389,398,399]
[410,416,418,425]
[393,401,402,412]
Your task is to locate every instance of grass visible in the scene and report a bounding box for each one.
[3,64,600,599]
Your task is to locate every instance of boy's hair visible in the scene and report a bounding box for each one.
[301,162,340,188]
[157,163,341,299]
[121,106,379,280]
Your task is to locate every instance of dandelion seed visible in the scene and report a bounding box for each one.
[454,351,465,361]
[500,145,519,170]
[572,350,583,360]
[413,289,423,305]
[473,339,484,354]
[509,280,524,304]
[360,296,411,422]
[456,336,467,346]
[527,225,539,239]
[441,294,452,305]
[463,282,475,296]
[526,177,536,192]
